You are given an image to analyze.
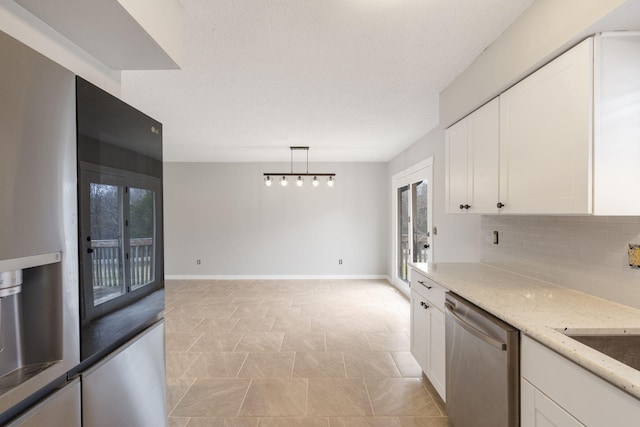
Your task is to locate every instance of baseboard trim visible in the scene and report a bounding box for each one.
[165,274,389,280]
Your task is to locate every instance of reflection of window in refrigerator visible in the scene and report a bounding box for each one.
[89,182,125,305]
[80,167,162,321]
[129,187,155,291]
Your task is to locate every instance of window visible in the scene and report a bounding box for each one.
[79,165,162,321]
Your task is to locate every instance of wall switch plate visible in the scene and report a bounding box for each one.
[628,244,640,269]
[493,230,499,245]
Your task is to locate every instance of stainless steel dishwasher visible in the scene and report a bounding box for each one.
[444,292,520,427]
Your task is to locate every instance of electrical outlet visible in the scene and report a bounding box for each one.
[628,245,640,269]
[338,259,343,265]
[196,259,201,265]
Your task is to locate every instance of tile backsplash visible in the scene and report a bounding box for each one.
[481,216,640,309]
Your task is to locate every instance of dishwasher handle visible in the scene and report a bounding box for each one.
[445,302,507,351]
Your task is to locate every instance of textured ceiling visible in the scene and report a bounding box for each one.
[121,0,533,162]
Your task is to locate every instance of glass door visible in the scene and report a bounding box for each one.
[397,185,410,282]
[412,180,429,263]
[393,158,433,287]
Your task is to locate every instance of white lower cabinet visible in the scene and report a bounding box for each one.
[521,335,640,427]
[410,290,429,368]
[521,379,584,427]
[410,269,446,401]
[424,303,446,398]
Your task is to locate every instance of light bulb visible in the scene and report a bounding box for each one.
[296,176,304,187]
[312,176,319,187]
[327,176,335,187]
[280,176,288,187]
[264,176,272,186]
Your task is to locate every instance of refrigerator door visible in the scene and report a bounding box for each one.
[6,379,81,427]
[0,29,79,417]
[0,30,77,261]
[81,320,166,427]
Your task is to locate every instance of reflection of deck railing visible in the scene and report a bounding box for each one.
[91,238,153,288]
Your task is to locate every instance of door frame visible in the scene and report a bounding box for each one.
[391,157,434,292]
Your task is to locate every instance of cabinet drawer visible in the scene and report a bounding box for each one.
[410,269,446,310]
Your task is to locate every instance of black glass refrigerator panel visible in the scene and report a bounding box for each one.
[76,77,164,363]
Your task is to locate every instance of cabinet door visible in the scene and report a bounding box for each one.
[468,98,500,214]
[522,379,585,427]
[445,117,469,214]
[410,291,429,370]
[499,38,593,214]
[426,306,446,401]
[593,33,640,215]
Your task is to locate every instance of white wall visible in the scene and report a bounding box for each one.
[386,128,482,278]
[163,162,388,278]
[0,0,120,95]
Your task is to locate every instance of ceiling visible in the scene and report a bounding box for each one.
[120,0,534,163]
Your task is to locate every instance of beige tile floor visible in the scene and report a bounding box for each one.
[165,279,451,427]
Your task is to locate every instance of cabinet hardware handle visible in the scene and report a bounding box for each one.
[459,204,464,210]
[424,304,429,309]
[418,280,433,289]
[417,280,432,289]
[464,204,471,209]
[87,248,94,254]
[497,202,505,208]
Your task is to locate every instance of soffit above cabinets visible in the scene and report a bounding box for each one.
[13,0,183,70]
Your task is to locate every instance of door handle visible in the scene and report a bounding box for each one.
[87,248,94,254]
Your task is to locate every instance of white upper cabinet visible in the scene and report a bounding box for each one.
[499,38,593,214]
[445,114,469,213]
[446,98,500,214]
[446,33,640,216]
[593,33,640,215]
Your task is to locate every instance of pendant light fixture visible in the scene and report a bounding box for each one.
[264,147,336,187]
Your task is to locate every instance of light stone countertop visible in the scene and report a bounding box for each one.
[409,262,640,400]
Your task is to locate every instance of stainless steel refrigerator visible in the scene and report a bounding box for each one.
[0,29,166,426]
